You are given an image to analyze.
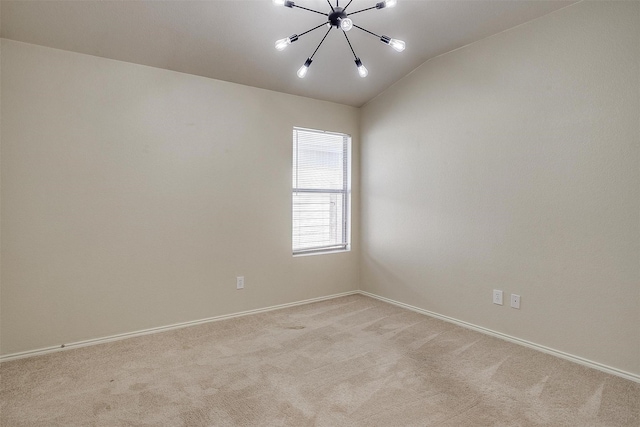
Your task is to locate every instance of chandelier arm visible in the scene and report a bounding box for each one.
[298,22,328,37]
[310,27,333,59]
[343,0,355,11]
[292,4,328,16]
[326,0,335,12]
[347,6,377,15]
[342,31,358,60]
[353,24,380,38]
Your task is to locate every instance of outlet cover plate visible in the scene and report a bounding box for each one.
[511,294,521,309]
[493,289,503,305]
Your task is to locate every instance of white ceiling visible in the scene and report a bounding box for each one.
[1,0,576,107]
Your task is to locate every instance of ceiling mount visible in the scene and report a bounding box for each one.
[273,0,405,79]
[328,7,348,29]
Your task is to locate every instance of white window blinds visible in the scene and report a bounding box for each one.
[292,127,350,255]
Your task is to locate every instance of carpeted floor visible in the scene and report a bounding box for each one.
[1,294,638,426]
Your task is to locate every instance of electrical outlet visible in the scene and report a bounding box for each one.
[493,289,503,305]
[511,294,521,309]
[236,276,244,290]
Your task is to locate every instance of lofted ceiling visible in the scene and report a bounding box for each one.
[1,0,576,107]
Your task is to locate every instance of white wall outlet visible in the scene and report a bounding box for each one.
[236,276,244,290]
[511,294,521,309]
[493,289,503,305]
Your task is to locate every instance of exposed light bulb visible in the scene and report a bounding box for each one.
[376,0,397,8]
[355,58,368,78]
[275,34,298,51]
[297,58,313,78]
[273,0,294,7]
[297,65,309,79]
[340,18,353,32]
[381,35,405,52]
[275,38,291,51]
[389,38,406,52]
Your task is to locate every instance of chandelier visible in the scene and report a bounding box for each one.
[273,0,405,78]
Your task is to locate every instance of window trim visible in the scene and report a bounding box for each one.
[292,127,351,256]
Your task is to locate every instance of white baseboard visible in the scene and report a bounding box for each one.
[358,290,640,384]
[0,290,359,363]
[3,289,638,384]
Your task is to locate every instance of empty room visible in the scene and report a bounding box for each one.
[1,0,638,425]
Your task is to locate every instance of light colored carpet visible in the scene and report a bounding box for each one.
[1,294,638,426]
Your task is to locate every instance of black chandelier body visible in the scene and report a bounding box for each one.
[273,0,405,78]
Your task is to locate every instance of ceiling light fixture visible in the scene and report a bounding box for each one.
[273,0,405,79]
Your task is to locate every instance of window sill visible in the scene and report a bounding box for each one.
[293,248,351,257]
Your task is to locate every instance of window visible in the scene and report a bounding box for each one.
[292,127,351,255]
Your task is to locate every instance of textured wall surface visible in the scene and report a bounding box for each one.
[360,1,639,376]
[1,40,359,355]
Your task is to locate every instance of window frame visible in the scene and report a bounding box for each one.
[292,127,351,256]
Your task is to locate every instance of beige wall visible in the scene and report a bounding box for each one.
[360,1,639,376]
[0,39,359,355]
